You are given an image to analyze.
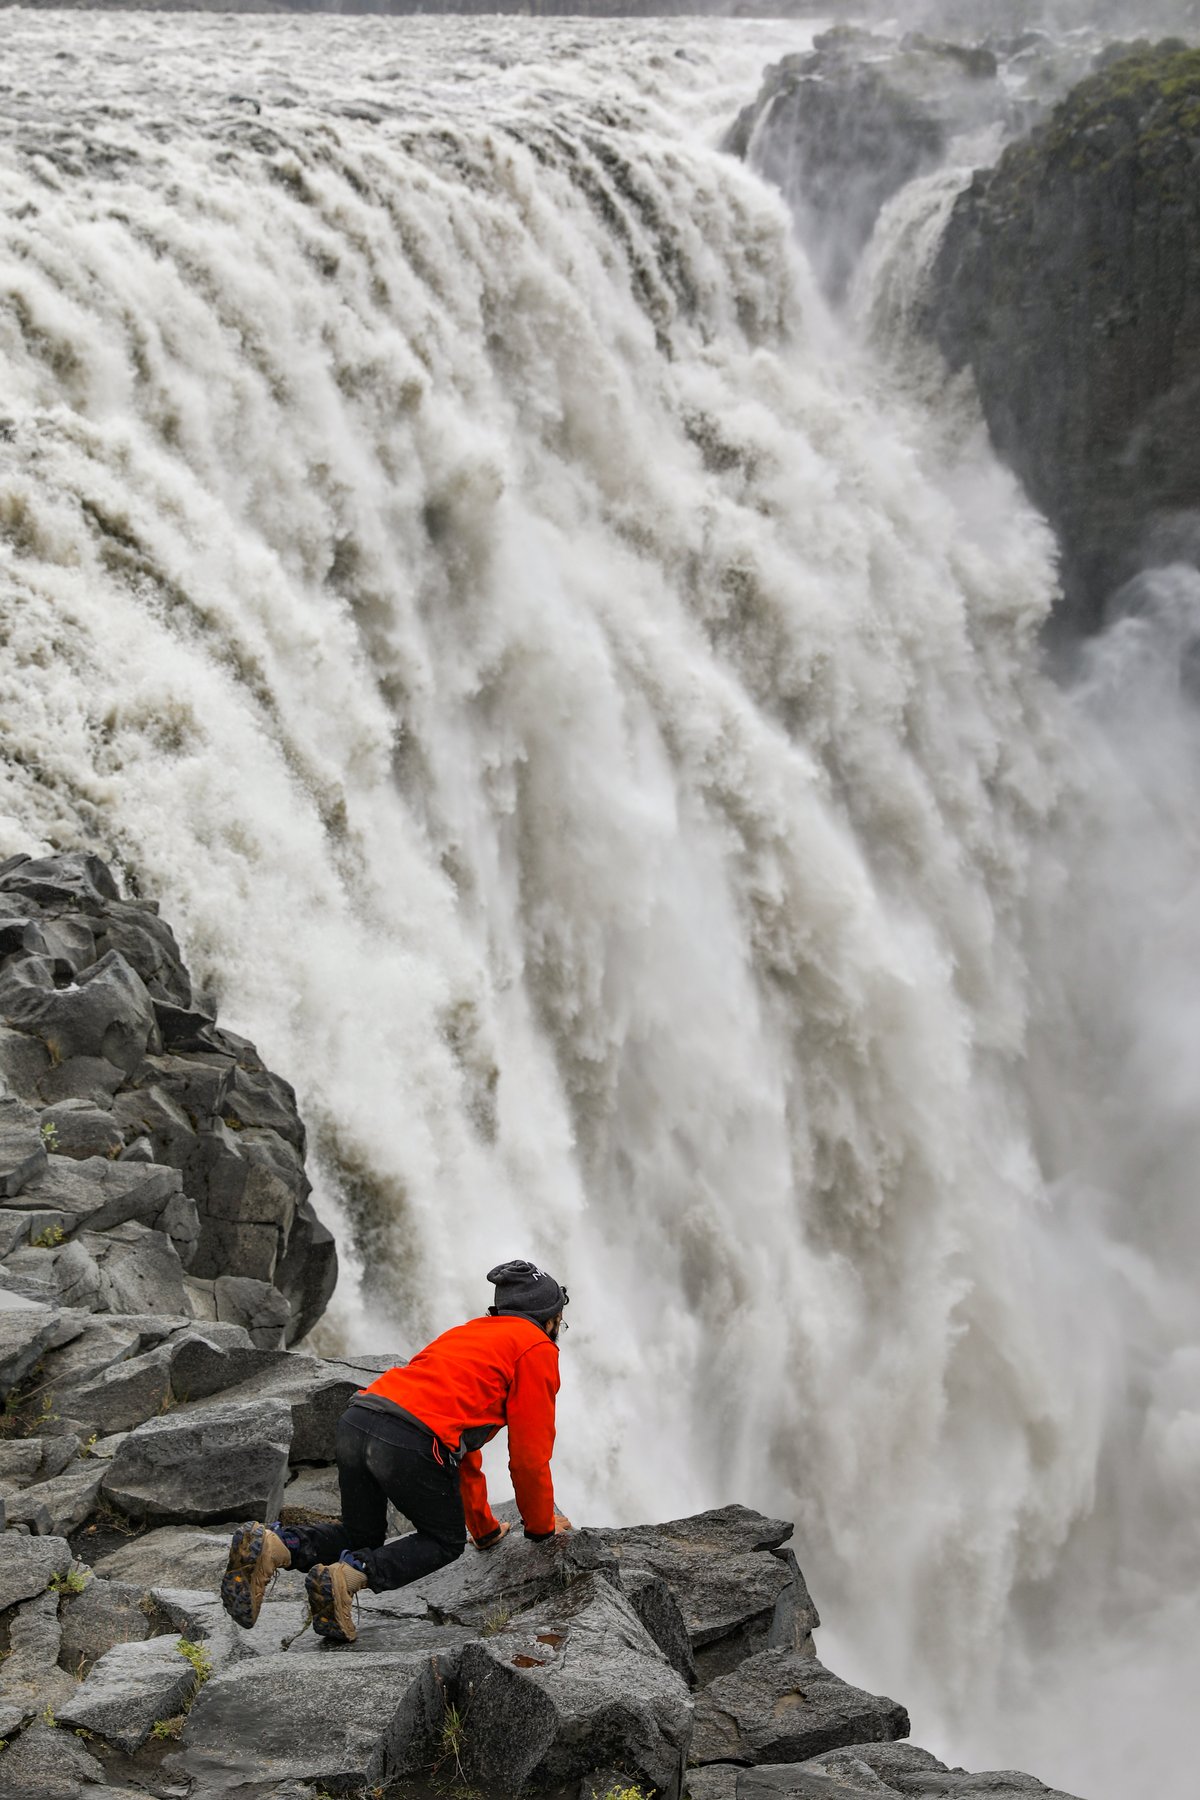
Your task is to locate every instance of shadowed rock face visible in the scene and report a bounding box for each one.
[724,28,1016,301]
[0,851,335,1342]
[927,43,1200,637]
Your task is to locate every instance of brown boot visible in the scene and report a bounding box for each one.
[220,1522,291,1629]
[306,1560,368,1645]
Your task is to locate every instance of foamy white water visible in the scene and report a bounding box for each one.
[0,15,1193,1799]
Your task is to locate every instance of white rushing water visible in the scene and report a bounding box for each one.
[0,15,1195,1798]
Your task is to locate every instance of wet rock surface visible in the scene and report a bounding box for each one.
[0,854,1083,1799]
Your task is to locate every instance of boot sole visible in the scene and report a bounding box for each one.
[308,1567,356,1645]
[221,1521,266,1629]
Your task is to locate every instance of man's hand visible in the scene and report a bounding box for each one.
[552,1513,573,1535]
[474,1521,511,1550]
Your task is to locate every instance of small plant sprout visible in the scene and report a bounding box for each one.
[40,1120,59,1151]
[30,1222,65,1249]
[151,1716,184,1741]
[48,1567,90,1596]
[480,1604,511,1637]
[176,1639,212,1687]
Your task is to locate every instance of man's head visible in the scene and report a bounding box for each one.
[487,1259,569,1337]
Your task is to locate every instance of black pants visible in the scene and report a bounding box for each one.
[283,1402,466,1593]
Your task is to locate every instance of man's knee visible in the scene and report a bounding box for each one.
[433,1535,465,1569]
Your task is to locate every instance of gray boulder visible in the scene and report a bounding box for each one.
[0,949,158,1074]
[0,1532,72,1610]
[0,1093,47,1196]
[0,1025,50,1105]
[0,1439,45,1486]
[212,1273,290,1347]
[455,1572,692,1796]
[742,1767,893,1798]
[273,1193,338,1344]
[89,1222,190,1316]
[690,1652,909,1767]
[57,1576,152,1673]
[58,1633,200,1752]
[0,852,120,911]
[5,1460,104,1536]
[194,1351,385,1462]
[0,1590,76,1723]
[101,1395,292,1524]
[410,1525,619,1630]
[92,1525,251,1591]
[808,1742,950,1786]
[48,1341,174,1435]
[0,1300,83,1395]
[38,1099,124,1163]
[591,1505,817,1681]
[179,1646,451,1797]
[0,1719,106,1799]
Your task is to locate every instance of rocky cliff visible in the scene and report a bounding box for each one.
[0,857,1086,1798]
[926,43,1200,636]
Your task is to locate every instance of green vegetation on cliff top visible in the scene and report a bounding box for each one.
[998,42,1200,186]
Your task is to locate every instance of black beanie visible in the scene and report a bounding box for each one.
[487,1259,568,1323]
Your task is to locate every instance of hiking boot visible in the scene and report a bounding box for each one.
[306,1560,368,1645]
[220,1522,291,1629]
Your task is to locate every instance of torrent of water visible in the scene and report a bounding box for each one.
[0,16,1193,1800]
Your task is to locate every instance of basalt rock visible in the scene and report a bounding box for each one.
[927,44,1200,634]
[689,1651,909,1767]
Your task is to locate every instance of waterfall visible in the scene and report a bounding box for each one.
[0,16,1192,1799]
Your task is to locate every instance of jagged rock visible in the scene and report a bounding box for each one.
[178,1647,452,1796]
[725,45,945,299]
[2,1236,102,1311]
[57,1576,152,1672]
[18,1155,185,1235]
[0,1590,76,1722]
[0,1093,47,1195]
[111,1081,195,1166]
[45,1342,174,1436]
[456,1572,692,1796]
[809,1741,950,1786]
[688,1768,894,1800]
[408,1524,615,1629]
[88,1222,190,1316]
[0,1023,51,1103]
[274,1195,338,1345]
[38,1099,124,1163]
[591,1505,815,1682]
[58,1633,200,1752]
[0,1719,106,1799]
[37,1316,144,1391]
[0,852,119,912]
[0,949,159,1074]
[37,1053,127,1107]
[619,1564,697,1686]
[185,1351,386,1462]
[0,1439,45,1486]
[690,1652,909,1767]
[212,1273,290,1347]
[5,1461,104,1536]
[927,42,1200,632]
[0,1532,72,1610]
[0,1300,84,1394]
[101,1395,292,1524]
[747,1767,892,1798]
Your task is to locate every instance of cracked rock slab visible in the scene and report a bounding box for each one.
[689,1651,909,1767]
[58,1633,199,1753]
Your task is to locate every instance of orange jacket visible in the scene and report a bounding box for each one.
[357,1314,560,1540]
